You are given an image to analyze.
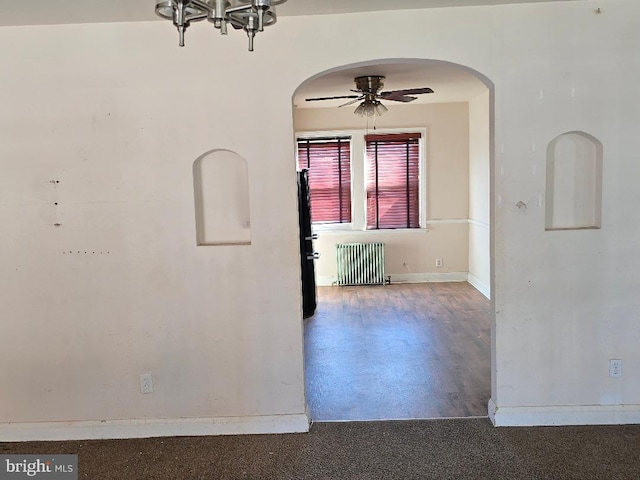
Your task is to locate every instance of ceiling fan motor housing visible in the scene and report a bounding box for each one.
[355,75,385,94]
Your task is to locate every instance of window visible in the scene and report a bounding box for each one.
[295,129,425,231]
[296,136,351,224]
[365,132,421,229]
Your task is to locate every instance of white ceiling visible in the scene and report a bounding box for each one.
[0,0,579,27]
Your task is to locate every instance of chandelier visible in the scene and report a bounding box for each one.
[155,0,287,51]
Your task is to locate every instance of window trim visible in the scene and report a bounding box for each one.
[296,135,352,225]
[295,127,427,233]
[365,131,422,230]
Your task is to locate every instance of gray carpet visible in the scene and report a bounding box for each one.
[2,418,640,479]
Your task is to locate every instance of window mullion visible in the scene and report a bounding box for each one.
[406,140,410,228]
[338,139,343,223]
[375,141,380,229]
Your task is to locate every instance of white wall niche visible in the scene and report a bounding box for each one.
[545,131,603,231]
[193,149,251,246]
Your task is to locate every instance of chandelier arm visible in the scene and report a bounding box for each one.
[227,14,250,29]
[189,0,213,12]
[238,0,287,4]
[226,4,254,14]
[186,12,209,21]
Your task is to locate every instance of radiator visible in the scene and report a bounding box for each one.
[336,242,385,286]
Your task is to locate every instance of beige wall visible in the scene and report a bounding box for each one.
[468,90,491,296]
[1,0,640,439]
[295,102,470,283]
[0,21,308,438]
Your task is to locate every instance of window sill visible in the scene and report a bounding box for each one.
[311,223,355,233]
[312,225,428,235]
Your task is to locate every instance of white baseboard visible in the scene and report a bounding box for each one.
[467,273,490,299]
[0,413,310,442]
[489,398,640,426]
[316,272,468,287]
[390,272,468,284]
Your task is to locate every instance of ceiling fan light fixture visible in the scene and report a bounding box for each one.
[353,102,367,117]
[375,101,388,117]
[355,99,387,118]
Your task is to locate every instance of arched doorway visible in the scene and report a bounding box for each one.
[292,59,495,421]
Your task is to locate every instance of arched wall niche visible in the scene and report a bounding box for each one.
[193,149,251,246]
[545,131,603,231]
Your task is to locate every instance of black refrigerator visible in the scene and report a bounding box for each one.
[297,170,317,318]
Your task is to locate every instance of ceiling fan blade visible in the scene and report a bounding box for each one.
[379,95,417,103]
[381,87,434,97]
[338,97,365,108]
[305,95,361,102]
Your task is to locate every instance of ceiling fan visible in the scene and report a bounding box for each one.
[305,75,434,117]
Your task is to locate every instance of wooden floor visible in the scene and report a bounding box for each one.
[304,282,491,421]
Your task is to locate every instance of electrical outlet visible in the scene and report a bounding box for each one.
[609,359,622,378]
[140,373,154,393]
[436,258,443,268]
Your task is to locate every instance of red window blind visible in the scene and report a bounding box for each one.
[365,132,421,229]
[297,137,352,224]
